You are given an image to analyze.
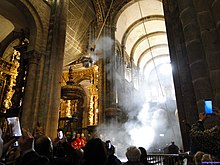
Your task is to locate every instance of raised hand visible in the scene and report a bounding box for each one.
[199,112,207,122]
[213,107,220,117]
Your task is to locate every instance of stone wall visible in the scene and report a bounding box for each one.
[163,0,220,150]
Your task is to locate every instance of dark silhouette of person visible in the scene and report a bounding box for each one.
[34,135,53,162]
[14,129,49,165]
[138,147,155,165]
[190,110,220,161]
[35,135,81,165]
[163,142,179,165]
[83,138,108,165]
[105,140,121,165]
[167,142,179,154]
[52,128,68,158]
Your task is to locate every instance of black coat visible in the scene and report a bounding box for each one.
[15,151,50,165]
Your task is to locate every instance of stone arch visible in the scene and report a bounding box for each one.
[137,44,168,69]
[130,31,166,64]
[0,0,48,53]
[121,15,164,46]
[112,0,163,26]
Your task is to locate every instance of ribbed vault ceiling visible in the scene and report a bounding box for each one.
[115,0,169,76]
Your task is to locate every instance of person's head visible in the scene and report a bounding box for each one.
[126,146,141,162]
[193,151,205,165]
[34,135,53,158]
[105,140,115,156]
[57,129,64,139]
[83,138,107,164]
[138,147,147,156]
[76,133,80,138]
[138,147,148,163]
[18,128,34,153]
[202,154,213,163]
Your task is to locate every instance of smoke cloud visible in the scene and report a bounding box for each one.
[90,36,114,64]
[91,37,182,160]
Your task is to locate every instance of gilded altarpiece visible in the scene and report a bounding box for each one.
[59,65,99,132]
[0,50,20,111]
[0,49,20,131]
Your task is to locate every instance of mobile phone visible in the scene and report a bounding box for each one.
[7,117,22,138]
[204,99,213,115]
[106,140,111,149]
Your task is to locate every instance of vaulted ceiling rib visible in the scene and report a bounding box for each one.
[115,0,169,77]
[138,44,169,70]
[130,31,166,59]
[143,54,170,78]
[121,15,164,45]
[132,32,168,65]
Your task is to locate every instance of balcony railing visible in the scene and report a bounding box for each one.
[146,153,193,165]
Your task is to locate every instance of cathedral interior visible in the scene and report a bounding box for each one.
[0,0,220,155]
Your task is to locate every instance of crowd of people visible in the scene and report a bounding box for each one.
[0,125,157,165]
[0,108,219,165]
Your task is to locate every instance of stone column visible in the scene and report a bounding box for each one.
[38,0,68,139]
[21,50,40,130]
[47,0,68,138]
[121,44,126,78]
[177,0,212,110]
[163,0,198,150]
[210,0,220,107]
[193,0,220,108]
[102,22,123,123]
[103,23,116,108]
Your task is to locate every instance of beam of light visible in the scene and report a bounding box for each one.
[159,63,172,75]
[129,125,155,150]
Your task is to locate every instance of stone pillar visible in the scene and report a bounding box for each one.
[102,22,122,121]
[163,0,198,151]
[38,0,68,139]
[193,0,220,108]
[103,23,116,108]
[121,44,126,78]
[177,0,213,109]
[21,50,40,130]
[164,0,220,150]
[210,0,220,107]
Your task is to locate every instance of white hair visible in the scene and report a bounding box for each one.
[125,146,141,162]
[202,154,213,163]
